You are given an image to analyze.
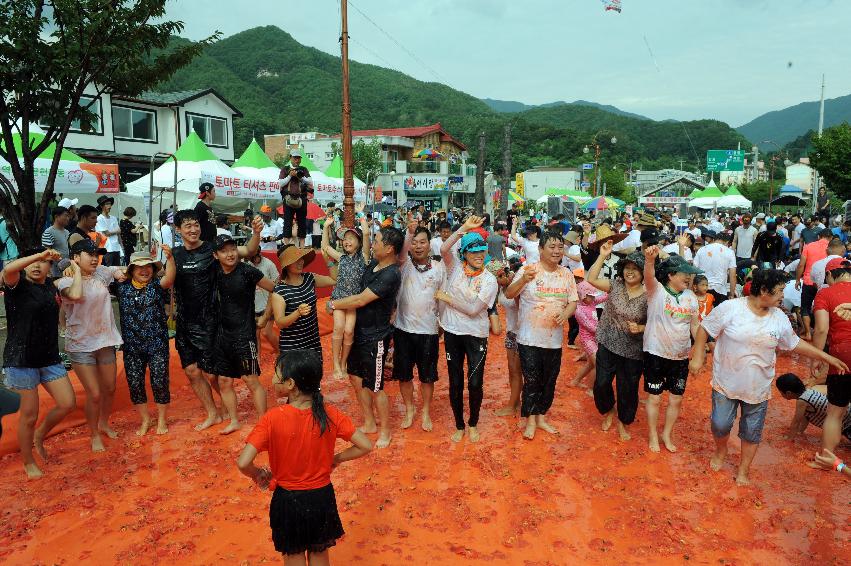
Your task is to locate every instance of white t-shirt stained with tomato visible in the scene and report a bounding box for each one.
[701,298,799,404]
[514,264,579,349]
[643,284,698,360]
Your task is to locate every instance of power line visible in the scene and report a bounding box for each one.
[349,35,397,70]
[346,0,447,84]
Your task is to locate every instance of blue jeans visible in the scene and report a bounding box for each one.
[710,389,768,444]
[4,364,68,390]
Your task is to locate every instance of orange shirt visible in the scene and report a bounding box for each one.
[697,292,714,320]
[801,239,829,285]
[246,403,355,490]
[88,230,105,265]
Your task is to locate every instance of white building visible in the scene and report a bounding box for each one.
[719,158,769,185]
[786,158,823,195]
[62,84,242,185]
[520,167,583,201]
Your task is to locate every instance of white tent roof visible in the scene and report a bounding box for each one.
[716,194,752,209]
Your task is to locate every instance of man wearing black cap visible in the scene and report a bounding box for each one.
[211,234,277,434]
[278,150,313,247]
[195,182,217,243]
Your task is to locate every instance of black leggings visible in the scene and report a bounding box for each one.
[567,316,579,345]
[282,201,307,239]
[518,345,561,417]
[124,348,171,405]
[444,331,488,430]
[593,343,643,425]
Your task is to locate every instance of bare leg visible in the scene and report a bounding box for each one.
[135,404,151,436]
[306,549,329,566]
[496,349,522,416]
[399,381,415,429]
[243,374,268,417]
[711,435,728,471]
[283,551,307,566]
[523,416,537,440]
[34,377,76,459]
[601,408,614,431]
[374,390,392,448]
[617,420,631,441]
[14,388,43,478]
[261,321,279,356]
[207,372,224,417]
[421,382,434,432]
[736,440,759,485]
[351,376,377,433]
[217,377,241,435]
[185,364,220,431]
[95,361,118,438]
[661,394,683,452]
[646,393,661,453]
[73,363,104,451]
[340,310,357,376]
[155,403,168,434]
[331,309,346,378]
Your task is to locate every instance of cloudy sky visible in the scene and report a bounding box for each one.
[165,0,849,126]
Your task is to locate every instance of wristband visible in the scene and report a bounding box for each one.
[838,462,846,473]
[328,299,335,311]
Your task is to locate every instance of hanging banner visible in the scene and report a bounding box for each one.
[515,172,525,196]
[403,175,448,192]
[0,158,119,194]
[201,171,366,202]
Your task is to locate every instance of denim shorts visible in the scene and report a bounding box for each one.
[67,347,117,366]
[710,389,768,444]
[4,363,68,390]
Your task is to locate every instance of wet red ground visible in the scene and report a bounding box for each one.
[1,314,850,565]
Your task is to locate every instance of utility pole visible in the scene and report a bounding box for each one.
[678,159,685,171]
[475,131,486,215]
[500,123,511,214]
[339,0,355,228]
[813,73,825,215]
[751,145,759,185]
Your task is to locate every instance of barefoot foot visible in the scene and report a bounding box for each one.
[421,415,433,432]
[99,425,119,439]
[91,435,106,452]
[523,421,536,440]
[358,422,378,434]
[537,420,559,435]
[375,432,392,448]
[662,434,678,453]
[617,422,631,441]
[401,408,416,430]
[219,420,241,435]
[136,419,151,437]
[494,406,517,417]
[156,421,169,435]
[194,414,222,432]
[450,429,464,443]
[648,436,661,453]
[735,472,751,486]
[33,434,48,460]
[602,411,614,432]
[468,427,480,443]
[710,451,726,472]
[24,462,44,479]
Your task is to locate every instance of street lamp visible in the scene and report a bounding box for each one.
[583,133,617,197]
[762,139,793,212]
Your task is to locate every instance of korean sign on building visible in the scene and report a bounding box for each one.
[403,175,448,192]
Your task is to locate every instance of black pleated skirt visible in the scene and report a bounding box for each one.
[270,483,344,555]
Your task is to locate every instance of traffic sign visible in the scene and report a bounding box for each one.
[582,163,594,170]
[580,181,591,188]
[706,150,744,172]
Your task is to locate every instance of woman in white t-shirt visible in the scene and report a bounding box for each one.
[505,232,579,440]
[642,247,701,453]
[435,216,498,444]
[691,268,848,486]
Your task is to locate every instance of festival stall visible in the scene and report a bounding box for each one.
[688,180,725,209]
[715,184,752,209]
[320,154,367,203]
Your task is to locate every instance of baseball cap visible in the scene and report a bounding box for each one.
[459,232,487,257]
[215,233,237,250]
[69,236,106,256]
[199,182,214,199]
[640,228,660,245]
[58,197,78,209]
[755,213,766,219]
[290,150,302,158]
[825,257,851,273]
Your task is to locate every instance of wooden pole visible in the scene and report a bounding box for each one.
[500,123,511,214]
[474,131,485,215]
[340,0,355,228]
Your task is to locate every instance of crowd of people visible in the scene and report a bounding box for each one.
[3,185,851,563]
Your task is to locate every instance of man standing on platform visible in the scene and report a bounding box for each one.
[195,182,218,244]
[279,150,313,247]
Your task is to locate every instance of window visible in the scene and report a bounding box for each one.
[306,153,315,159]
[112,106,157,141]
[41,96,102,134]
[187,114,228,147]
[325,152,335,159]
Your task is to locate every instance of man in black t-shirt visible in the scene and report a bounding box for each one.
[328,226,404,448]
[211,234,276,434]
[172,209,263,432]
[195,182,217,243]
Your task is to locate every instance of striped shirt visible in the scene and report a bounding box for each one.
[273,273,321,359]
[799,388,851,432]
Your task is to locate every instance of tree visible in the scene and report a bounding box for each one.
[0,0,219,248]
[809,123,851,201]
[351,139,382,185]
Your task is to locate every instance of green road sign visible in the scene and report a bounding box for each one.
[706,150,744,172]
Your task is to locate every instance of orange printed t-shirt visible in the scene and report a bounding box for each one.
[246,403,355,491]
[697,292,714,320]
[802,239,829,285]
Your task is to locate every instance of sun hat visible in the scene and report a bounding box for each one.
[336,225,363,241]
[290,150,302,158]
[589,224,628,250]
[58,197,78,209]
[564,231,580,245]
[459,232,488,258]
[279,245,316,269]
[636,212,658,227]
[96,195,115,207]
[214,233,238,250]
[616,250,645,272]
[126,251,162,275]
[656,254,703,282]
[260,204,272,214]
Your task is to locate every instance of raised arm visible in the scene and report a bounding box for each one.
[321,217,341,262]
[56,260,83,300]
[359,216,371,263]
[587,240,613,293]
[442,215,484,269]
[398,215,417,266]
[643,245,659,294]
[3,249,61,288]
[238,216,264,259]
[159,245,176,290]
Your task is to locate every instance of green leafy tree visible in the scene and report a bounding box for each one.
[0,0,218,248]
[809,123,851,201]
[352,139,382,185]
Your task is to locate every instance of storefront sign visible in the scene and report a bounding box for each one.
[1,159,119,194]
[638,196,691,205]
[403,175,448,191]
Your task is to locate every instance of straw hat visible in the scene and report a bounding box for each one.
[564,231,580,245]
[279,246,316,269]
[589,224,629,250]
[635,212,658,227]
[127,251,162,274]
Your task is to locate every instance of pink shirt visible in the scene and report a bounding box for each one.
[57,266,123,353]
[801,239,829,285]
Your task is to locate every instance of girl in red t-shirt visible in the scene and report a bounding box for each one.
[237,351,372,563]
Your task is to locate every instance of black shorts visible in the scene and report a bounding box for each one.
[392,329,439,383]
[643,352,689,396]
[827,374,851,407]
[175,327,214,373]
[270,483,344,556]
[800,283,818,317]
[347,336,392,392]
[213,338,260,379]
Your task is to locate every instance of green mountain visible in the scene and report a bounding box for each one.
[482,98,651,120]
[156,26,747,173]
[736,93,851,150]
